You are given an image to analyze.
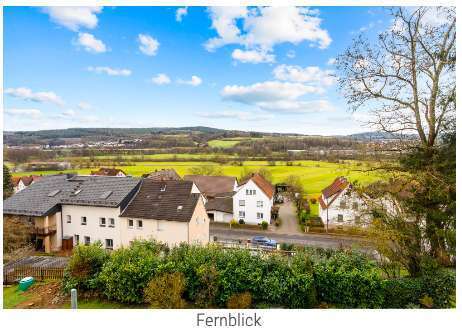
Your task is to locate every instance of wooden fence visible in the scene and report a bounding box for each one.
[3,265,65,284]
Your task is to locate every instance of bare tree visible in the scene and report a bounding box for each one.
[337,7,455,150]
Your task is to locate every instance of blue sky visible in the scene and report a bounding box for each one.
[4,6,390,134]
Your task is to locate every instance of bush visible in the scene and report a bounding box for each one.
[421,268,456,308]
[310,198,317,204]
[260,221,269,230]
[313,251,384,308]
[98,240,164,303]
[238,219,245,225]
[383,277,424,308]
[144,272,186,308]
[62,242,109,293]
[227,292,252,309]
[274,218,281,227]
[230,219,239,228]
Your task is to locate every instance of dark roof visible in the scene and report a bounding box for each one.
[3,175,141,216]
[183,175,236,197]
[147,169,181,181]
[4,174,78,216]
[239,173,274,199]
[91,168,126,176]
[120,179,201,222]
[205,197,233,213]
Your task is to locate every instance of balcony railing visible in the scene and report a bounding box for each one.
[33,225,57,236]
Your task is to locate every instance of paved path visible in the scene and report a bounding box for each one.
[210,225,370,251]
[275,200,301,235]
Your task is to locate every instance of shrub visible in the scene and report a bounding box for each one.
[260,221,269,230]
[310,198,317,204]
[194,264,219,308]
[274,218,281,227]
[98,240,164,303]
[230,219,238,228]
[144,272,186,308]
[421,268,456,308]
[382,277,424,308]
[227,292,252,309]
[62,242,109,293]
[238,219,245,225]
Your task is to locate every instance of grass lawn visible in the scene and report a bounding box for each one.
[12,160,387,196]
[61,299,142,309]
[208,139,242,148]
[3,286,33,309]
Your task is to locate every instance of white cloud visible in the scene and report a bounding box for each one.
[138,34,159,56]
[77,101,93,110]
[5,87,65,106]
[151,73,171,85]
[327,57,336,65]
[256,99,335,113]
[77,32,107,53]
[87,66,131,76]
[176,7,188,22]
[286,50,296,58]
[231,49,275,64]
[178,75,202,86]
[196,110,273,121]
[273,64,336,86]
[205,6,331,62]
[5,108,43,118]
[42,7,102,31]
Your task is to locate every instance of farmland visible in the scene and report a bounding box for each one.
[11,160,386,196]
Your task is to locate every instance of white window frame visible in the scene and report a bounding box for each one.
[239,200,245,206]
[128,219,134,229]
[338,214,344,222]
[257,201,263,208]
[137,219,143,229]
[109,218,115,228]
[239,211,245,218]
[66,215,71,223]
[257,212,263,219]
[105,239,114,250]
[74,234,79,245]
[99,217,106,227]
[81,216,87,225]
[84,236,90,245]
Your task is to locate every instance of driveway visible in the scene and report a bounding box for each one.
[275,200,300,235]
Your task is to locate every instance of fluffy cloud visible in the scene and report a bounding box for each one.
[221,80,335,113]
[4,108,43,118]
[196,110,273,121]
[87,66,131,76]
[151,73,171,85]
[273,64,336,86]
[138,34,159,56]
[327,57,336,65]
[176,7,188,22]
[178,75,202,86]
[5,87,65,106]
[77,101,93,110]
[205,7,331,62]
[231,49,274,64]
[42,7,102,31]
[77,32,107,53]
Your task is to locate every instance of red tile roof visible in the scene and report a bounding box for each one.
[322,176,349,199]
[241,173,274,199]
[91,168,126,176]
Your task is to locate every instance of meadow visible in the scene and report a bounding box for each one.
[12,160,386,196]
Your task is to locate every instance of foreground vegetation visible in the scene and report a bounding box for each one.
[61,241,455,309]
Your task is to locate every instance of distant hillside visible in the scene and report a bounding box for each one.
[347,131,417,141]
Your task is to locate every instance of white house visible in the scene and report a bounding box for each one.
[90,168,127,177]
[318,177,365,228]
[233,174,274,225]
[12,175,41,193]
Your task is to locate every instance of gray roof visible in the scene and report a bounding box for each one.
[3,174,141,217]
[205,197,233,213]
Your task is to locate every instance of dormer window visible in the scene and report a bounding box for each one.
[160,185,166,192]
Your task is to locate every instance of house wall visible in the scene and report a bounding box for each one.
[233,180,272,225]
[209,210,233,223]
[188,198,210,245]
[319,190,364,227]
[61,204,123,249]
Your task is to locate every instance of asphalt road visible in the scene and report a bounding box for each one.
[210,226,370,251]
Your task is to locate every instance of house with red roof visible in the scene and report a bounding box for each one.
[318,176,364,228]
[12,175,42,193]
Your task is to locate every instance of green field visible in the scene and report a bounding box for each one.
[12,160,386,196]
[208,140,242,148]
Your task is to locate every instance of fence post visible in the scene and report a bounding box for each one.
[71,289,78,309]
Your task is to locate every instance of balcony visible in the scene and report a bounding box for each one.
[33,225,57,236]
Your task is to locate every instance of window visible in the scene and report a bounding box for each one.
[66,215,71,223]
[239,200,245,206]
[257,201,263,207]
[84,236,90,245]
[137,220,143,229]
[355,215,361,224]
[338,214,344,222]
[128,219,134,229]
[157,220,163,231]
[109,218,115,228]
[74,235,79,245]
[105,239,114,250]
[239,211,245,218]
[352,202,359,210]
[340,200,347,209]
[257,212,263,219]
[253,190,256,195]
[246,189,256,195]
[99,217,106,227]
[81,216,87,225]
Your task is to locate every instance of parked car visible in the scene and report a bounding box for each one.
[274,194,284,204]
[251,236,277,248]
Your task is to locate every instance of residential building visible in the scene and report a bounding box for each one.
[90,168,126,177]
[205,197,233,223]
[146,168,181,181]
[233,174,274,225]
[12,175,41,193]
[120,180,209,246]
[318,177,364,228]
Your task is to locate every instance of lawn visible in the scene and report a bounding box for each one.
[12,160,386,196]
[207,139,242,148]
[3,286,32,309]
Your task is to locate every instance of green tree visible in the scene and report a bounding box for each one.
[3,164,14,199]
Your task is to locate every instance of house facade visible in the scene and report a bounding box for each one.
[90,168,126,177]
[12,175,41,193]
[233,174,274,225]
[318,177,364,228]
